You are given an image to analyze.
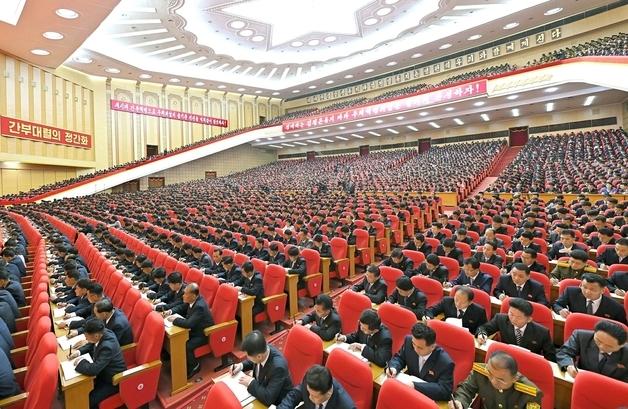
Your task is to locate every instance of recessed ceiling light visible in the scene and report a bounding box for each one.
[376,7,392,16]
[364,18,379,26]
[272,91,280,95]
[293,141,307,146]
[453,118,464,125]
[338,126,346,130]
[324,36,337,43]
[292,90,300,93]
[364,68,375,73]
[218,85,227,89]
[506,95,518,100]
[195,81,205,86]
[308,39,320,46]
[386,61,397,66]
[387,128,399,134]
[281,143,294,147]
[444,107,455,111]
[251,35,265,42]
[544,7,563,16]
[356,123,364,127]
[407,125,418,131]
[308,85,317,89]
[511,108,520,117]
[481,114,490,122]
[467,34,482,41]
[439,43,452,49]
[344,74,354,79]
[105,67,120,73]
[307,131,314,135]
[326,80,334,84]
[266,137,273,140]
[30,49,50,56]
[237,87,246,91]
[396,116,404,120]
[43,31,64,40]
[352,134,364,138]
[139,73,152,79]
[291,41,303,47]
[411,53,423,58]
[255,90,263,94]
[544,87,559,93]
[269,145,283,149]
[368,131,381,136]
[307,140,320,144]
[239,29,254,37]
[429,122,440,128]
[56,9,79,19]
[419,112,428,116]
[322,129,329,132]
[336,136,348,140]
[320,138,334,142]
[545,102,554,112]
[169,78,181,83]
[473,101,485,107]
[583,96,596,106]
[73,56,92,64]
[292,134,299,137]
[375,119,384,124]
[279,135,286,139]
[503,22,519,30]
[229,20,246,29]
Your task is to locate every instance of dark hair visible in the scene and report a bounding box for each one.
[508,298,533,317]
[167,272,183,284]
[464,258,480,269]
[1,249,15,258]
[522,248,538,259]
[570,249,589,262]
[617,238,628,247]
[269,243,279,252]
[520,231,534,240]
[287,247,300,257]
[581,273,606,287]
[488,351,518,376]
[442,238,455,248]
[594,320,627,344]
[95,298,114,314]
[395,276,414,291]
[315,294,333,311]
[455,286,474,301]
[561,229,576,238]
[390,248,403,259]
[152,267,166,279]
[222,256,234,265]
[141,260,153,268]
[426,254,440,266]
[366,265,381,277]
[304,365,333,394]
[492,215,503,223]
[89,283,104,297]
[83,319,105,334]
[456,228,468,236]
[241,330,268,356]
[242,261,254,273]
[187,282,200,296]
[76,278,93,290]
[411,322,436,345]
[359,309,381,330]
[414,233,425,241]
[511,263,530,275]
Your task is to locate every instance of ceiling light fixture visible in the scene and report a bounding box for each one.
[43,31,63,40]
[218,85,227,89]
[352,134,364,138]
[396,116,405,120]
[272,91,280,95]
[281,143,295,147]
[467,34,482,40]
[439,43,452,49]
[308,39,320,46]
[322,129,329,133]
[336,136,348,140]
[73,56,93,64]
[429,122,440,128]
[356,123,364,127]
[444,107,455,111]
[368,131,381,136]
[320,138,334,142]
[338,126,346,130]
[503,22,519,30]
[411,52,423,58]
[237,87,246,91]
[105,67,120,73]
[375,119,384,124]
[292,90,300,93]
[544,87,559,93]
[239,29,254,37]
[511,108,520,117]
[251,35,265,42]
[344,74,354,79]
[293,141,307,146]
[407,125,418,131]
[139,73,152,79]
[307,131,314,135]
[323,36,337,43]
[481,114,490,121]
[291,41,303,47]
[364,68,374,73]
[506,95,519,100]
[386,61,397,66]
[255,90,263,94]
[56,8,79,19]
[308,85,316,89]
[453,118,464,125]
[30,49,50,56]
[195,81,205,86]
[544,7,563,15]
[387,128,399,134]
[307,140,320,144]
[229,20,246,29]
[326,80,334,84]
[169,78,181,83]
[419,112,428,116]
[376,7,392,16]
[364,18,379,26]
[583,96,596,106]
[545,102,554,112]
[473,101,485,107]
[268,144,283,148]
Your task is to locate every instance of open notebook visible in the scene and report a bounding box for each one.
[57,334,87,351]
[164,314,184,328]
[213,372,256,406]
[324,342,369,363]
[60,354,93,381]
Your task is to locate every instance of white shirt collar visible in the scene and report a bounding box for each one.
[514,323,527,333]
[105,310,115,325]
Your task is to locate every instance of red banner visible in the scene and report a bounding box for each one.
[282,80,488,132]
[110,99,228,127]
[0,116,92,149]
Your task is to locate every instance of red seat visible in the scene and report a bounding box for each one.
[440,256,460,281]
[1,353,59,409]
[372,221,390,256]
[299,248,323,299]
[200,274,220,307]
[424,237,441,252]
[532,238,548,255]
[427,319,474,387]
[375,378,438,409]
[530,272,551,301]
[571,368,628,409]
[495,233,512,250]
[254,264,288,328]
[451,286,492,319]
[284,325,324,385]
[112,279,132,308]
[163,256,178,274]
[186,267,204,285]
[120,289,141,318]
[234,253,250,267]
[174,261,190,278]
[454,242,472,259]
[203,382,241,409]
[411,275,443,308]
[353,229,372,266]
[326,349,373,409]
[402,250,425,270]
[500,297,554,339]
[563,312,628,342]
[330,237,350,280]
[337,290,372,334]
[251,258,267,276]
[479,262,501,294]
[379,266,403,296]
[378,303,417,353]
[486,341,553,409]
[128,300,152,343]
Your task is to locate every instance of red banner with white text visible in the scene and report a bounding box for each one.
[110,99,228,127]
[282,80,488,132]
[0,116,92,149]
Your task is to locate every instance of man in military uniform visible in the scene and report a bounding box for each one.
[549,249,597,284]
[449,351,542,409]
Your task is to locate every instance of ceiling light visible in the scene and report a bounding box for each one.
[307,131,314,135]
[239,29,254,37]
[473,101,485,107]
[453,118,464,125]
[375,119,384,124]
[320,138,334,143]
[326,80,334,84]
[307,140,320,144]
[338,126,346,130]
[43,31,63,40]
[356,123,364,127]
[385,0,400,3]
[506,95,518,100]
[322,129,329,132]
[292,90,300,93]
[396,116,405,120]
[308,85,317,89]
[266,137,273,140]
[368,131,381,136]
[324,36,337,43]
[218,85,227,89]
[308,39,320,46]
[255,90,263,94]
[272,91,280,95]
[237,87,246,91]
[269,145,283,149]
[407,125,418,131]
[481,114,490,121]
[503,22,519,30]
[344,74,354,79]
[387,128,399,134]
[336,136,348,140]
[195,81,205,86]
[583,96,596,106]
[251,35,265,42]
[55,8,79,19]
[352,134,364,138]
[169,78,181,83]
[439,43,452,49]
[545,102,554,112]
[511,108,520,117]
[139,73,152,79]
[376,7,392,16]
[255,139,261,142]
[229,20,246,29]
[419,112,429,117]
[544,7,563,15]
[444,107,454,111]
[467,34,482,40]
[411,52,423,58]
[364,68,374,73]
[364,18,379,26]
[291,41,303,47]
[386,61,397,66]
[429,122,440,128]
[544,87,559,93]
[293,141,307,146]
[279,135,286,139]
[281,143,294,147]
[105,67,120,73]
[73,56,92,64]
[293,134,299,137]
[30,49,50,56]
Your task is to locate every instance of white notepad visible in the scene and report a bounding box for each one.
[55,316,84,327]
[324,342,369,363]
[163,314,184,328]
[61,354,93,381]
[57,334,87,351]
[213,372,255,406]
[444,317,463,328]
[53,308,66,319]
[390,372,425,384]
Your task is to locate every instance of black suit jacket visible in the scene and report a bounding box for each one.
[473,253,503,268]
[283,257,306,280]
[597,249,628,266]
[493,276,548,306]
[248,248,270,262]
[607,271,628,292]
[277,378,355,409]
[173,296,215,340]
[241,272,264,314]
[477,314,556,361]
[106,309,133,346]
[450,271,493,294]
[415,263,449,284]
[389,338,454,401]
[301,309,342,341]
[553,287,627,324]
[268,252,286,266]
[76,329,127,386]
[404,241,432,256]
[426,297,488,334]
[351,278,387,304]
[381,256,413,275]
[242,346,293,406]
[388,288,427,319]
[510,241,541,254]
[345,324,393,367]
[157,284,186,312]
[557,329,628,381]
[436,246,464,266]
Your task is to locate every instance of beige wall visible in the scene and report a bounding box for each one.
[0,162,76,196]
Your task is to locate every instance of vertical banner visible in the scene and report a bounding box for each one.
[359,145,370,156]
[306,151,317,161]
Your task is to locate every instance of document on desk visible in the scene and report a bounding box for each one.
[213,372,256,406]
[164,314,184,328]
[444,317,463,328]
[389,372,424,385]
[57,334,87,350]
[324,342,369,363]
[55,316,84,327]
[53,308,66,319]
[61,354,93,381]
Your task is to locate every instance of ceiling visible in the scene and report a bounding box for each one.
[250,83,628,149]
[46,0,617,97]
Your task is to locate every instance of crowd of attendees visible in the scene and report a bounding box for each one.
[525,32,628,66]
[490,129,628,194]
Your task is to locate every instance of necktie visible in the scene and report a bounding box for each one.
[255,363,263,379]
[516,286,523,297]
[598,353,609,372]
[457,309,464,318]
[418,356,425,373]
[515,327,523,345]
[586,300,594,315]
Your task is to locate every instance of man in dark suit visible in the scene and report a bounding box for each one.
[237,261,264,316]
[413,254,449,283]
[436,239,464,266]
[386,322,454,401]
[0,348,19,399]
[142,267,169,300]
[494,263,548,306]
[477,298,556,361]
[268,242,286,265]
[473,241,503,268]
[607,270,627,296]
[505,248,546,275]
[388,276,427,319]
[92,299,133,346]
[0,270,25,307]
[597,238,628,267]
[0,318,14,358]
[0,259,20,283]
[166,282,214,378]
[381,248,413,276]
[509,231,541,254]
[446,258,493,294]
[296,294,341,341]
[404,233,432,256]
[336,309,393,367]
[283,247,306,288]
[70,320,127,409]
[155,272,186,312]
[231,330,293,406]
[426,222,447,242]
[278,365,355,409]
[557,320,627,381]
[1,249,25,277]
[220,256,243,286]
[248,238,270,261]
[190,247,212,269]
[309,235,332,258]
[553,273,627,324]
[548,229,586,260]
[351,265,387,304]
[425,286,488,334]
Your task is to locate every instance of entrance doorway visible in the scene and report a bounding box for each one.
[148,177,165,189]
[205,171,217,179]
[146,144,159,157]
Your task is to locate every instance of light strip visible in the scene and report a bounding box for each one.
[293,141,307,146]
[306,140,320,144]
[429,122,440,128]
[110,28,168,38]
[127,37,176,48]
[254,67,266,77]
[583,96,596,106]
[267,68,278,78]
[453,118,464,125]
[145,45,185,56]
[201,60,219,68]
[481,114,490,122]
[336,136,349,140]
[387,128,399,134]
[511,108,520,117]
[545,103,554,112]
[281,143,294,147]
[268,144,283,148]
[406,125,418,131]
[229,65,242,73]
[186,56,207,65]
[320,138,334,142]
[351,134,364,138]
[368,131,381,136]
[281,67,291,80]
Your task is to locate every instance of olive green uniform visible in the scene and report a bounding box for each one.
[550,262,597,281]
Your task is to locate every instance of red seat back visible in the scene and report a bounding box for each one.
[379,266,403,296]
[411,275,443,308]
[500,297,554,339]
[211,284,238,324]
[203,382,242,409]
[24,353,59,409]
[186,268,204,285]
[135,311,165,364]
[378,303,417,353]
[330,237,348,260]
[440,256,460,281]
[571,369,628,409]
[427,319,474,387]
[337,290,372,334]
[563,312,628,342]
[454,242,472,259]
[402,250,425,269]
[326,349,373,409]
[301,248,320,275]
[375,378,438,409]
[479,262,501,294]
[530,272,551,301]
[251,258,267,276]
[200,274,220,306]
[129,300,152,342]
[284,325,324,385]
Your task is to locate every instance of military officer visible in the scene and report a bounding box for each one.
[549,249,597,284]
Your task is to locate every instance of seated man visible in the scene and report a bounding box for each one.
[52,269,81,305]
[413,254,449,283]
[553,273,627,324]
[0,270,25,307]
[557,320,627,381]
[506,248,546,275]
[425,286,488,334]
[248,238,270,261]
[388,276,427,319]
[335,309,393,367]
[296,294,341,341]
[62,282,106,330]
[607,270,627,296]
[449,351,542,409]
[404,233,432,256]
[473,241,503,268]
[68,298,133,347]
[278,365,355,409]
[268,242,286,265]
[237,261,264,316]
[587,227,616,251]
[141,267,169,300]
[446,258,493,295]
[0,349,19,399]
[509,231,541,254]
[220,256,243,286]
[283,247,306,288]
[351,265,387,305]
[550,249,596,284]
[381,248,413,276]
[165,283,214,378]
[494,263,548,306]
[386,322,454,401]
[426,222,447,242]
[596,238,628,268]
[231,330,293,406]
[477,229,504,250]
[548,229,586,260]
[477,298,555,361]
[454,228,474,247]
[190,246,212,269]
[154,272,186,312]
[59,278,93,323]
[69,320,127,409]
[436,239,464,266]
